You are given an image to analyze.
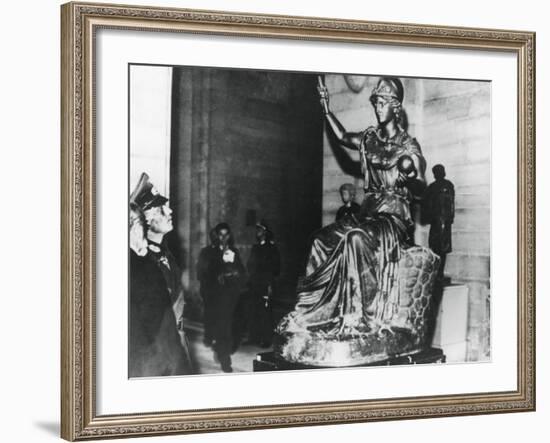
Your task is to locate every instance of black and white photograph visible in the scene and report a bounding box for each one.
[128,64,491,377]
[2,0,544,440]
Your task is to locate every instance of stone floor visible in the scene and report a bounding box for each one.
[184,321,271,374]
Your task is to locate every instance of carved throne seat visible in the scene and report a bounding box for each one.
[273,246,440,367]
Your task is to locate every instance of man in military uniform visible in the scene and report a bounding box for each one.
[129,173,193,377]
[335,183,361,222]
[423,164,455,282]
[246,222,281,348]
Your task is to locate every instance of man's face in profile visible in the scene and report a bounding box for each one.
[146,204,173,235]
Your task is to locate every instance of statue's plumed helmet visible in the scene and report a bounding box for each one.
[130,172,168,211]
[369,77,404,105]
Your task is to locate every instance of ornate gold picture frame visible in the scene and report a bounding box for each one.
[61,1,535,440]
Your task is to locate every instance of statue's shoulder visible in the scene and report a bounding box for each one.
[399,131,422,156]
[360,126,380,151]
[361,126,377,141]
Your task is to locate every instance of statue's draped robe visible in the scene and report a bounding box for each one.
[289,128,424,334]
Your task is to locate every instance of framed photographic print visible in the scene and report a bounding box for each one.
[61,1,536,440]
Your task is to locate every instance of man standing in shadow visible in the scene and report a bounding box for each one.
[197,228,218,348]
[246,222,281,348]
[210,223,246,373]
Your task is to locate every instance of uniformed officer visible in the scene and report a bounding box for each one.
[129,173,193,377]
[246,222,281,348]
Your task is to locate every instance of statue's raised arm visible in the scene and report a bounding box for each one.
[317,76,363,151]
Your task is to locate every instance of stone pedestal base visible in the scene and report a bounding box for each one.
[253,347,445,372]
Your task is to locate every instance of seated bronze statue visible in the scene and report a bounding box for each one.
[274,77,440,367]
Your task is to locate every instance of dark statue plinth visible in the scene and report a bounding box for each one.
[254,348,445,372]
[273,246,440,367]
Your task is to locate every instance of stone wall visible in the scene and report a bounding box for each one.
[170,67,324,307]
[321,75,491,361]
[420,79,491,361]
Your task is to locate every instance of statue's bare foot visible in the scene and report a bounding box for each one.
[377,326,395,337]
[354,322,372,334]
